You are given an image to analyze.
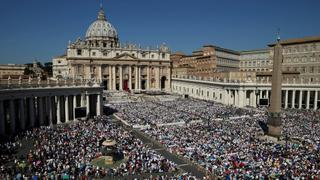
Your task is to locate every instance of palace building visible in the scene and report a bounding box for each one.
[172,36,320,110]
[53,8,171,91]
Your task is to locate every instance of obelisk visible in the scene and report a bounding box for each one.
[268,34,283,137]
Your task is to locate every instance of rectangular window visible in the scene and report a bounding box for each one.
[77,49,82,56]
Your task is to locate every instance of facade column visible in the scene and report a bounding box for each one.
[29,97,35,127]
[266,90,269,99]
[314,90,318,110]
[19,98,26,130]
[128,66,132,90]
[65,96,69,123]
[155,66,161,89]
[291,90,296,108]
[119,65,123,90]
[39,97,44,126]
[167,67,171,91]
[86,65,91,80]
[112,65,116,90]
[0,101,5,135]
[56,96,61,124]
[284,90,288,109]
[73,95,77,120]
[306,90,310,109]
[158,67,161,89]
[138,66,141,90]
[96,94,101,116]
[9,100,16,134]
[108,65,112,90]
[135,66,139,90]
[299,90,303,109]
[147,66,150,90]
[86,94,90,118]
[97,65,102,83]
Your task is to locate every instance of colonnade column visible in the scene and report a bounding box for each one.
[19,98,25,130]
[9,100,16,134]
[86,94,90,117]
[119,65,123,90]
[252,91,257,108]
[314,91,318,110]
[128,66,132,90]
[167,67,171,90]
[97,94,101,116]
[238,90,245,108]
[235,90,239,107]
[65,96,69,123]
[29,97,35,127]
[229,90,233,105]
[291,90,296,108]
[306,90,310,109]
[135,66,139,90]
[56,96,61,124]
[299,90,303,109]
[224,90,229,105]
[266,90,269,99]
[138,66,141,90]
[39,97,44,126]
[73,95,77,121]
[0,101,5,135]
[108,65,112,90]
[147,66,150,90]
[112,66,116,90]
[284,90,288,109]
[47,96,53,126]
[81,94,85,107]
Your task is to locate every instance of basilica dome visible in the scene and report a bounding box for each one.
[85,8,118,40]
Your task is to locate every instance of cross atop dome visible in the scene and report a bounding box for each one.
[97,7,106,21]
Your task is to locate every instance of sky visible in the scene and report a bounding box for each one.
[0,0,319,64]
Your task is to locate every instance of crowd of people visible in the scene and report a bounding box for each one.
[112,98,257,126]
[2,93,320,179]
[0,116,178,179]
[138,108,320,178]
[111,96,320,179]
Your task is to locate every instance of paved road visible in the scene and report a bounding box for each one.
[116,119,207,179]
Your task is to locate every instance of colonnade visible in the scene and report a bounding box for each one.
[172,78,320,110]
[0,87,103,136]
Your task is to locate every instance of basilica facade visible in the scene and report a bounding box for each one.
[53,8,171,91]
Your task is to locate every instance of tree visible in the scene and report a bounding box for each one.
[43,62,53,77]
[24,67,34,76]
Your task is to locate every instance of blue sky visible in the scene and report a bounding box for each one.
[0,0,319,64]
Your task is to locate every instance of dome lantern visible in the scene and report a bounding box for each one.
[85,8,119,48]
